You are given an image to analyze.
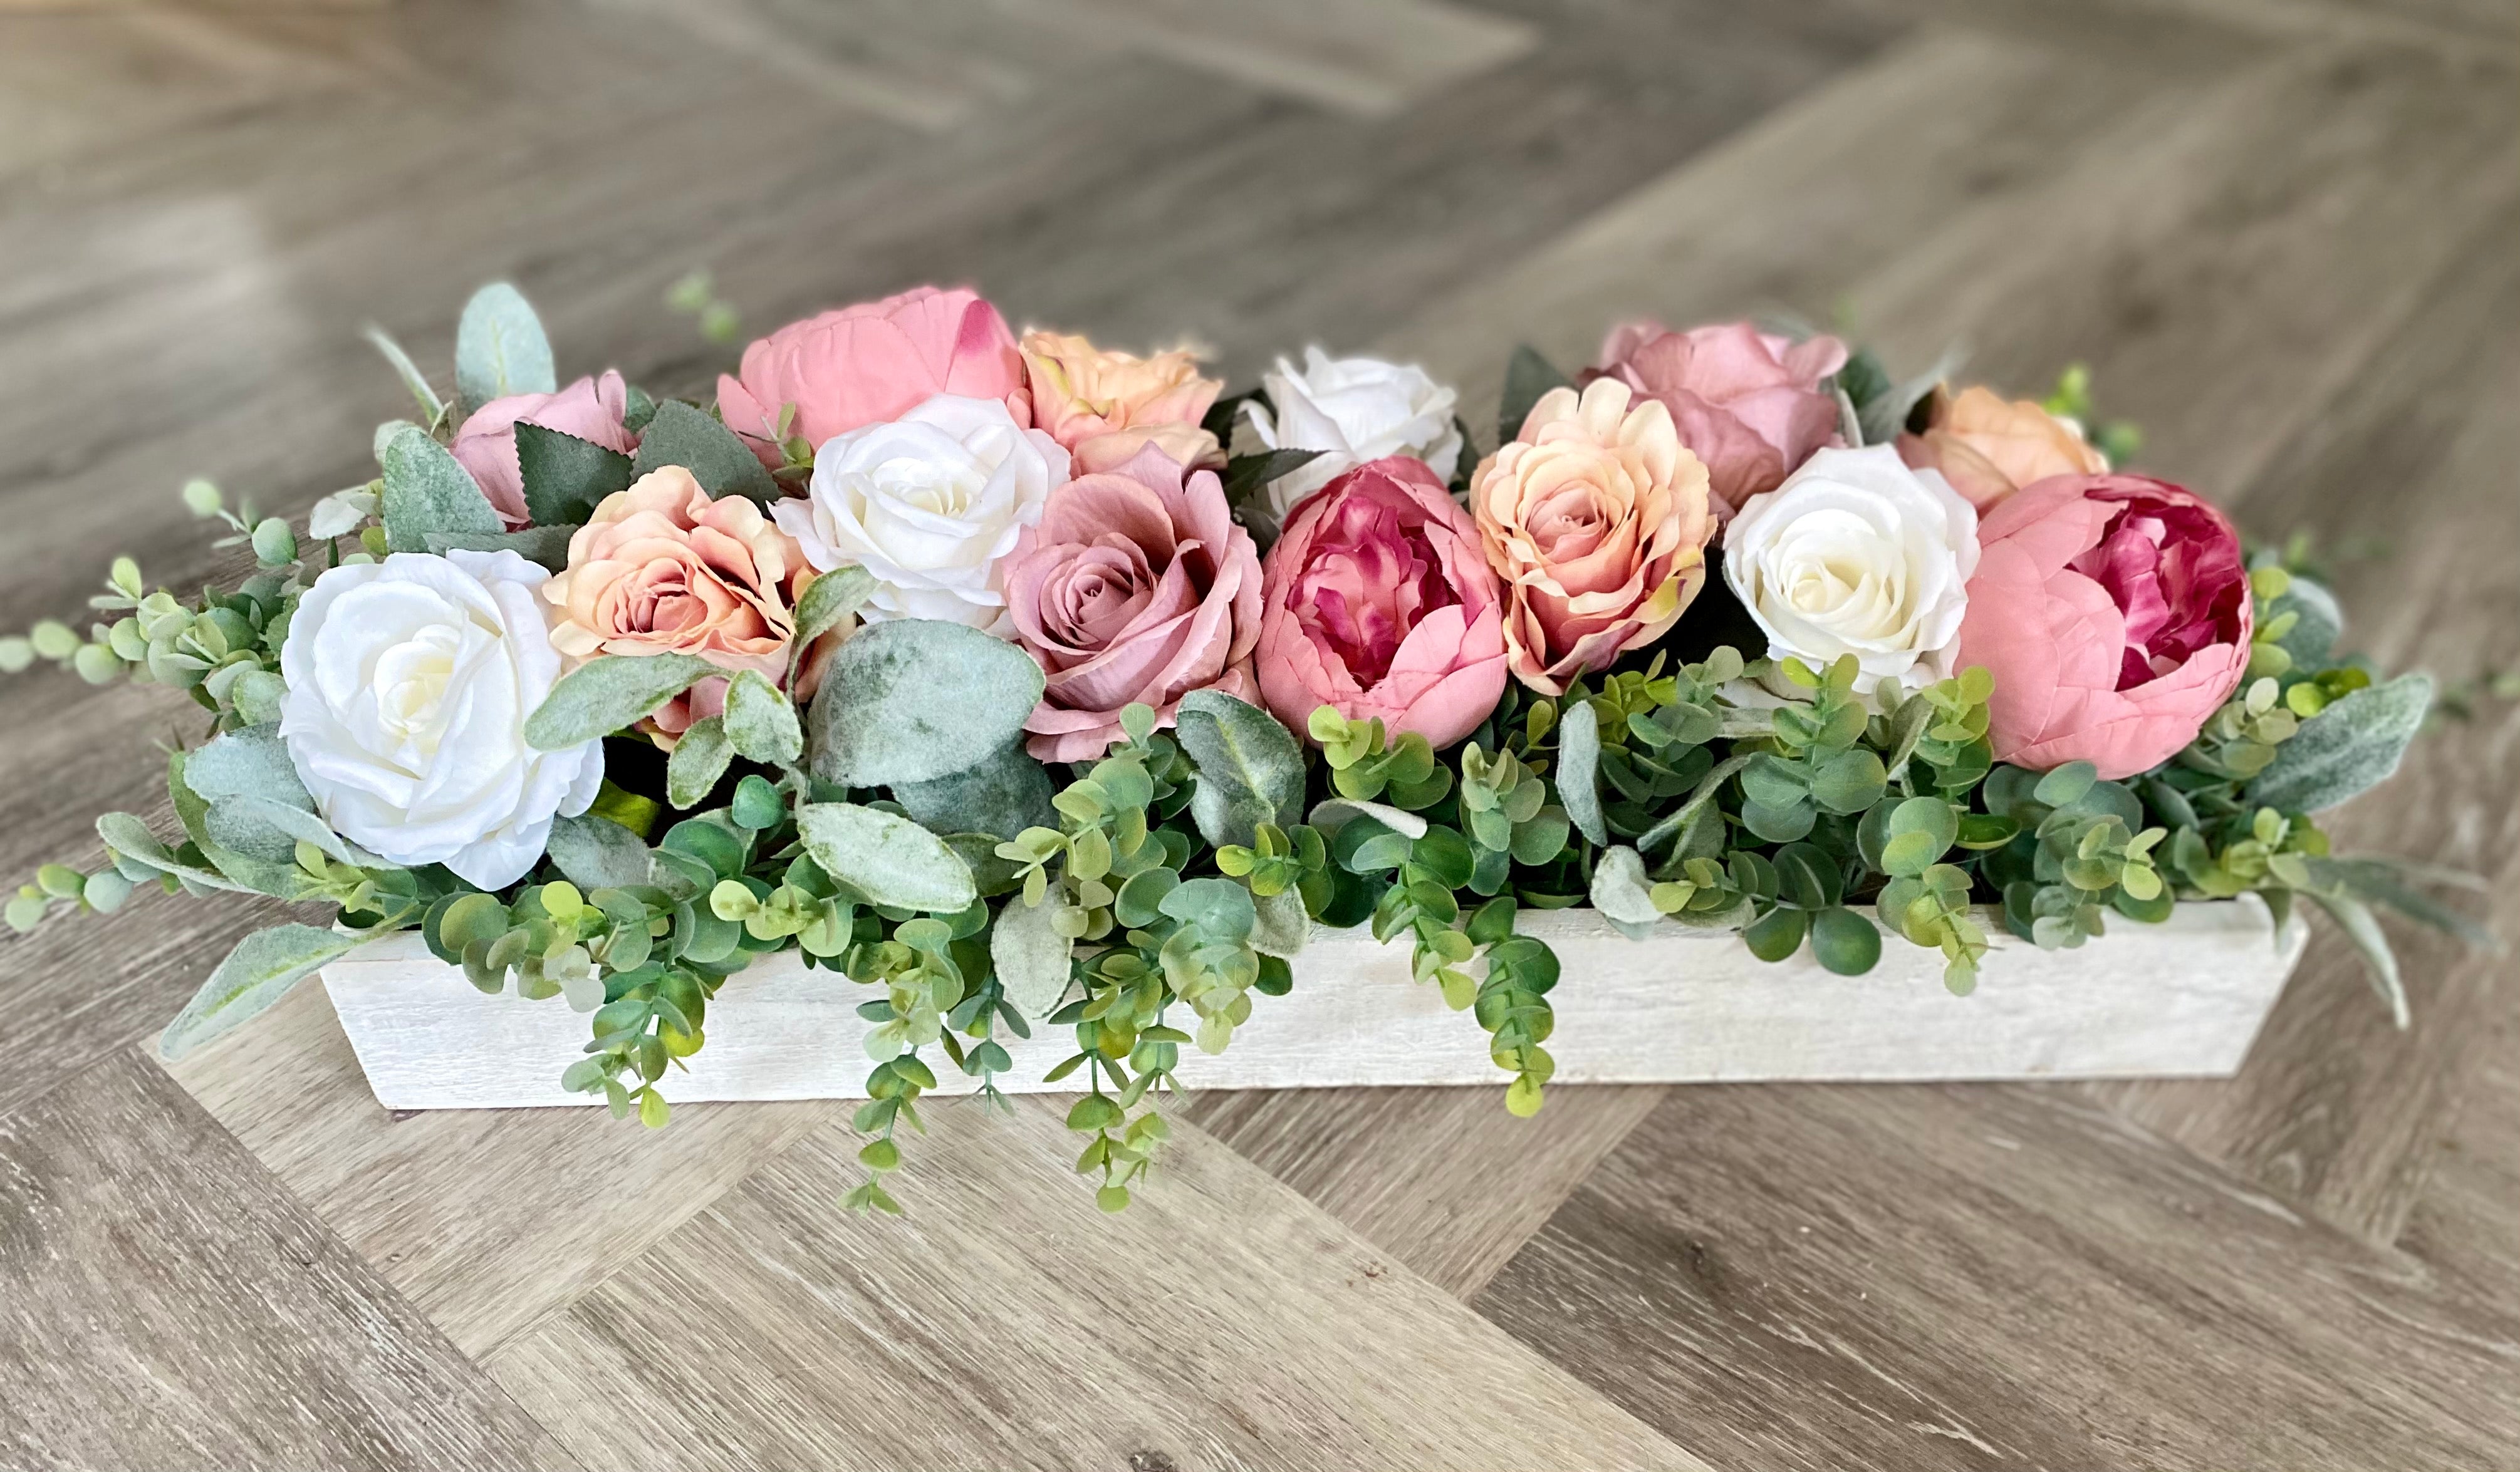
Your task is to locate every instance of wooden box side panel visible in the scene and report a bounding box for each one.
[319,901,2304,1110]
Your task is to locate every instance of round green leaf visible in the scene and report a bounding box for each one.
[1742,905,1807,963]
[1809,906,1883,975]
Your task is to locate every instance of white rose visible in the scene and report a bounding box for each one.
[775,393,1068,634]
[1245,348,1464,517]
[1722,444,1978,696]
[278,549,603,890]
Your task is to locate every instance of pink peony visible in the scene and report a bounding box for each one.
[450,370,638,529]
[1004,445,1261,762]
[715,286,1029,466]
[1584,321,1847,522]
[1959,473,2253,780]
[1256,456,1509,750]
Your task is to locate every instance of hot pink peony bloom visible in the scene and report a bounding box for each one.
[1004,445,1262,763]
[450,370,638,529]
[1256,456,1509,750]
[1585,321,1847,522]
[1959,473,2253,780]
[715,286,1029,466]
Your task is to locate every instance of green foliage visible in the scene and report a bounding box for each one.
[797,803,978,913]
[514,422,635,527]
[161,924,373,1059]
[893,742,1058,840]
[454,281,556,410]
[804,617,1044,787]
[1497,344,1571,445]
[525,651,717,750]
[380,423,502,553]
[1176,689,1306,847]
[2247,672,2432,814]
[631,400,780,506]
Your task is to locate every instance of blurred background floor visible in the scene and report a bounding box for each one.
[2,0,2516,1468]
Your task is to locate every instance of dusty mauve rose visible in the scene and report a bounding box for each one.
[1585,321,1846,522]
[450,371,638,529]
[716,286,1029,467]
[543,465,809,744]
[1256,455,1508,750]
[1959,473,2252,780]
[1898,385,2108,510]
[1004,445,1261,762]
[1468,379,1716,695]
[1019,331,1224,475]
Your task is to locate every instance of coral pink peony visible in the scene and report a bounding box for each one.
[716,286,1029,466]
[1898,385,2108,511]
[1469,379,1716,695]
[1256,456,1509,750]
[543,465,811,745]
[450,371,638,529]
[1019,331,1225,475]
[1959,473,2252,780]
[1585,321,1846,522]
[1004,445,1261,762]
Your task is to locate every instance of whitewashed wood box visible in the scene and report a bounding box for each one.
[321,898,2306,1110]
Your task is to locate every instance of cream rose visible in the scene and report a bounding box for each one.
[1019,331,1224,475]
[1246,348,1464,517]
[278,550,603,889]
[774,393,1069,633]
[1722,444,1978,696]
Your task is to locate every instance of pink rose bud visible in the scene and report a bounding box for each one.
[1256,455,1509,751]
[1959,473,2254,779]
[449,370,638,529]
[716,286,1031,466]
[1004,444,1263,763]
[1584,320,1848,522]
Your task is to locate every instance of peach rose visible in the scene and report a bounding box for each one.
[1898,385,2108,510]
[1468,379,1717,694]
[1019,331,1224,475]
[543,466,809,744]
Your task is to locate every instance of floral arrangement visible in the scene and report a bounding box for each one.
[5,283,2479,1215]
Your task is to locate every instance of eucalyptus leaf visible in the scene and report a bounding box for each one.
[796,802,977,912]
[525,651,717,750]
[2248,673,2432,814]
[424,526,576,571]
[160,924,370,1060]
[380,423,502,553]
[722,669,803,765]
[545,812,652,891]
[515,422,635,527]
[454,281,556,409]
[806,618,1044,787]
[1157,876,1256,940]
[1498,344,1571,445]
[1557,697,1606,847]
[632,399,779,505]
[1175,688,1305,849]
[892,742,1056,839]
[990,895,1074,1020]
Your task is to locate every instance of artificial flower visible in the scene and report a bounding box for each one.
[1959,473,2252,779]
[1898,385,2109,510]
[449,371,638,529]
[716,286,1030,467]
[543,465,808,745]
[1019,330,1224,475]
[278,549,603,889]
[1004,444,1262,762]
[1244,348,1463,517]
[1722,444,1978,697]
[1468,378,1716,695]
[774,393,1068,633]
[1585,321,1846,522]
[1256,455,1508,750]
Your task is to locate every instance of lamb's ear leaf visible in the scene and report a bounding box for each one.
[631,400,779,505]
[1556,698,1607,847]
[1588,845,1662,928]
[544,813,653,891]
[1498,345,1571,445]
[2247,673,2432,814]
[791,565,877,651]
[892,742,1056,841]
[525,653,717,750]
[665,717,734,810]
[989,893,1074,1020]
[454,281,556,409]
[424,527,575,571]
[160,925,370,1060]
[380,425,502,553]
[516,422,635,527]
[1174,689,1304,849]
[362,326,446,425]
[722,670,803,766]
[804,619,1043,788]
[796,803,976,913]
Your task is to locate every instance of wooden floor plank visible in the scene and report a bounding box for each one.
[1181,1084,1666,1298]
[159,980,848,1357]
[0,1050,578,1472]
[486,1099,1710,1472]
[1474,1082,2520,1471]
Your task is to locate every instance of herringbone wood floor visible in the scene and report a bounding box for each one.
[2,1,2514,1468]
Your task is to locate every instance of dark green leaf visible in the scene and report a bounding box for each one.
[514,422,634,526]
[631,399,779,505]
[1498,345,1571,445]
[1809,907,1882,975]
[1742,906,1807,963]
[422,526,576,571]
[891,742,1056,840]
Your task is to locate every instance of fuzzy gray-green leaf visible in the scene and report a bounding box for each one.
[380,423,502,553]
[546,812,652,891]
[2248,672,2432,814]
[1175,689,1304,849]
[631,399,779,505]
[892,742,1056,839]
[722,669,803,765]
[454,281,556,409]
[1588,845,1662,927]
[161,924,369,1060]
[665,715,733,809]
[1556,697,1606,847]
[805,619,1044,787]
[796,802,976,912]
[989,894,1073,1020]
[525,652,717,750]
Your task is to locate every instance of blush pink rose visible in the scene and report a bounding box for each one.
[715,286,1030,467]
[1584,321,1847,522]
[1256,455,1509,750]
[1958,473,2253,780]
[450,370,638,529]
[1004,444,1261,762]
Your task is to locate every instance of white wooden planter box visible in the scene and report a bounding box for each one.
[321,899,2306,1111]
